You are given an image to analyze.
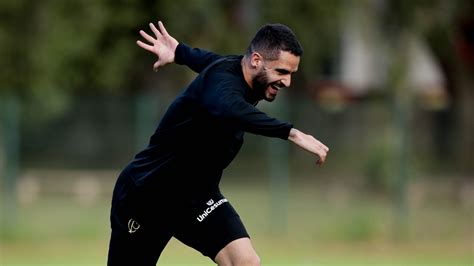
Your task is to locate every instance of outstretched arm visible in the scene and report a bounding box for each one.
[200,70,329,166]
[137,21,178,71]
[174,43,224,73]
[288,128,329,165]
[137,21,223,73]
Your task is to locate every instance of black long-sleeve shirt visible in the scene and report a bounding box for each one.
[126,43,293,196]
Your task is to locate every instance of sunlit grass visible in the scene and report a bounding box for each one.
[1,180,472,265]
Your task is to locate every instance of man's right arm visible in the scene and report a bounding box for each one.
[136,21,223,73]
[174,43,224,73]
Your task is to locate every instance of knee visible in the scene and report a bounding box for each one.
[215,238,261,266]
[233,254,260,266]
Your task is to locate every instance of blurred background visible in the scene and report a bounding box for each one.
[1,0,473,265]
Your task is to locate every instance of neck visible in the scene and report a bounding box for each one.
[241,56,253,89]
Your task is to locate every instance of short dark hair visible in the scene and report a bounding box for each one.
[246,23,303,60]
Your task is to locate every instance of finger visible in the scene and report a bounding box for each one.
[139,30,156,44]
[317,142,329,153]
[316,140,328,151]
[316,145,327,155]
[158,21,169,36]
[319,155,325,164]
[137,40,154,52]
[317,159,325,165]
[318,152,326,164]
[149,22,162,38]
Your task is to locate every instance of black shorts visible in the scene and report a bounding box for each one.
[107,171,249,265]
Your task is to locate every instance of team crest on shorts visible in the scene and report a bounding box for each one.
[128,218,140,233]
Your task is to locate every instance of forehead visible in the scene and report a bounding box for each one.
[266,51,300,72]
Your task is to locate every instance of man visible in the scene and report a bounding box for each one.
[108,21,329,266]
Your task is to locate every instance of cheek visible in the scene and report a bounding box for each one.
[256,72,269,85]
[266,73,280,84]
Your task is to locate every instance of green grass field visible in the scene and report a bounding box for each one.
[1,179,472,265]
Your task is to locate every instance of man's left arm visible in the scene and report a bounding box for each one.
[201,74,293,139]
[288,128,329,165]
[201,72,329,165]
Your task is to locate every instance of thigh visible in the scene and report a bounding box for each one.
[173,193,250,261]
[108,171,172,265]
[107,227,171,266]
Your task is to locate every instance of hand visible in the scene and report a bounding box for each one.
[137,21,179,71]
[288,128,329,165]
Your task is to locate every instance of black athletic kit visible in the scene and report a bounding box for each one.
[108,43,293,265]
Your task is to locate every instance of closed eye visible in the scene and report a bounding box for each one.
[276,69,291,75]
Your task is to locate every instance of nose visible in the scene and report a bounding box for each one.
[281,75,291,88]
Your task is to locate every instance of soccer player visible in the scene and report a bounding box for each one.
[107,21,329,266]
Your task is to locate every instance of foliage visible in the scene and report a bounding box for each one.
[0,0,156,119]
[0,0,346,115]
[0,1,470,165]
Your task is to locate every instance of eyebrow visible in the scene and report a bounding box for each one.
[276,68,291,74]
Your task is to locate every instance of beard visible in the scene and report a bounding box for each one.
[252,69,276,102]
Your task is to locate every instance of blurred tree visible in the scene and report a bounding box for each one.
[0,0,156,119]
[259,0,343,83]
[0,0,471,174]
[0,0,345,119]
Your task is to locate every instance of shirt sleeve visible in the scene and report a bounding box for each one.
[174,43,224,73]
[201,72,293,140]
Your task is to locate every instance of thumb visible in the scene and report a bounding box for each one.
[153,60,161,72]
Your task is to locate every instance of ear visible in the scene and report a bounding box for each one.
[250,52,263,68]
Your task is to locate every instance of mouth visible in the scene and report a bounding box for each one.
[269,83,283,96]
[272,84,283,90]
